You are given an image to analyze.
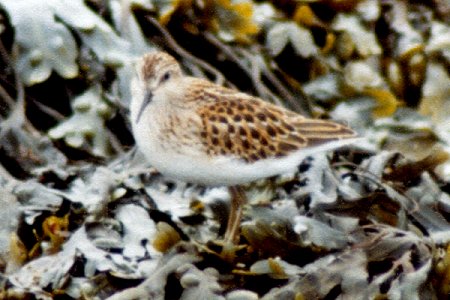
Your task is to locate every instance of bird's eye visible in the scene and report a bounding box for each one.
[161,72,170,82]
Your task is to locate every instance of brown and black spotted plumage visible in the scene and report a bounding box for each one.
[195,85,355,162]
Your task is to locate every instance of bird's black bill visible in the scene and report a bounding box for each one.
[135,90,153,123]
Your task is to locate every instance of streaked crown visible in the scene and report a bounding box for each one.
[137,52,182,82]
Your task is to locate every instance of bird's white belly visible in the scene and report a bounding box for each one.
[134,133,253,186]
[134,121,277,185]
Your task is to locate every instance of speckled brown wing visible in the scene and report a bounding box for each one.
[196,85,356,163]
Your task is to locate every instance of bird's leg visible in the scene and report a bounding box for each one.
[224,186,246,245]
